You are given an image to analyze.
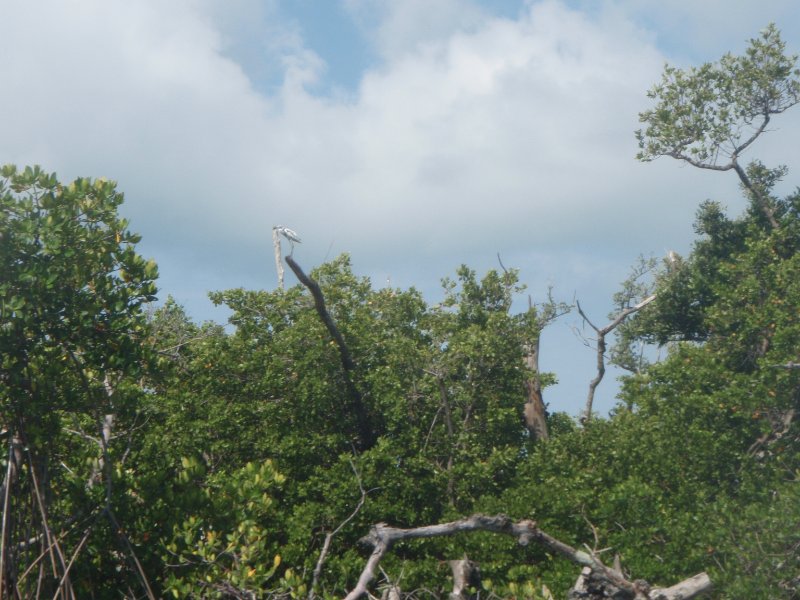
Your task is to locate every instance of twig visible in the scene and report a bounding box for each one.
[104,508,157,600]
[0,438,15,599]
[309,460,371,600]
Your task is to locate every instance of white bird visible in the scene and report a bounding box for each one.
[274,225,301,244]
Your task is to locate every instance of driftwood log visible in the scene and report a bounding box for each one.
[344,514,711,600]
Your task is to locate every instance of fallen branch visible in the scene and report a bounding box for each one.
[344,514,711,600]
[770,361,800,369]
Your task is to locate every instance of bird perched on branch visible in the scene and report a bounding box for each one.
[665,249,682,272]
[274,225,301,244]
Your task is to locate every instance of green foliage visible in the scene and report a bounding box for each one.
[0,164,157,424]
[161,459,286,598]
[637,24,799,228]
[636,24,800,168]
[711,475,800,598]
[138,259,557,596]
[5,27,800,596]
[0,165,159,596]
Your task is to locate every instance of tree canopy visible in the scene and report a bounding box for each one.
[1,24,799,600]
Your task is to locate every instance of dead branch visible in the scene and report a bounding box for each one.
[748,408,796,456]
[649,572,714,600]
[273,226,285,290]
[344,514,710,600]
[576,295,655,421]
[770,361,800,369]
[285,254,375,451]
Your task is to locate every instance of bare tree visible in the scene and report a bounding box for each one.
[576,294,655,422]
[576,257,659,421]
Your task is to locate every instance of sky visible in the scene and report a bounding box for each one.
[2,0,800,416]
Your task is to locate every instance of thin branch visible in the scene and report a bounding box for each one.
[0,438,15,600]
[576,295,656,421]
[53,524,94,600]
[732,113,771,160]
[309,460,371,600]
[26,448,72,596]
[157,333,216,356]
[496,253,509,274]
[103,508,157,600]
[666,152,733,172]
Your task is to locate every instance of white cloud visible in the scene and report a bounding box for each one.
[344,0,490,60]
[3,0,800,414]
[290,1,674,256]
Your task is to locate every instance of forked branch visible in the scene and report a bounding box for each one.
[576,295,656,421]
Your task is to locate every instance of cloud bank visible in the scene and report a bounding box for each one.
[3,0,799,412]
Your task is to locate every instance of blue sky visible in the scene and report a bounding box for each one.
[2,0,800,416]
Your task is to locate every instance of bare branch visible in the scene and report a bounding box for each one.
[273,226,285,290]
[577,295,656,421]
[285,254,375,451]
[344,515,711,600]
[649,572,713,599]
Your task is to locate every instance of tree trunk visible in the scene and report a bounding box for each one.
[523,340,549,441]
